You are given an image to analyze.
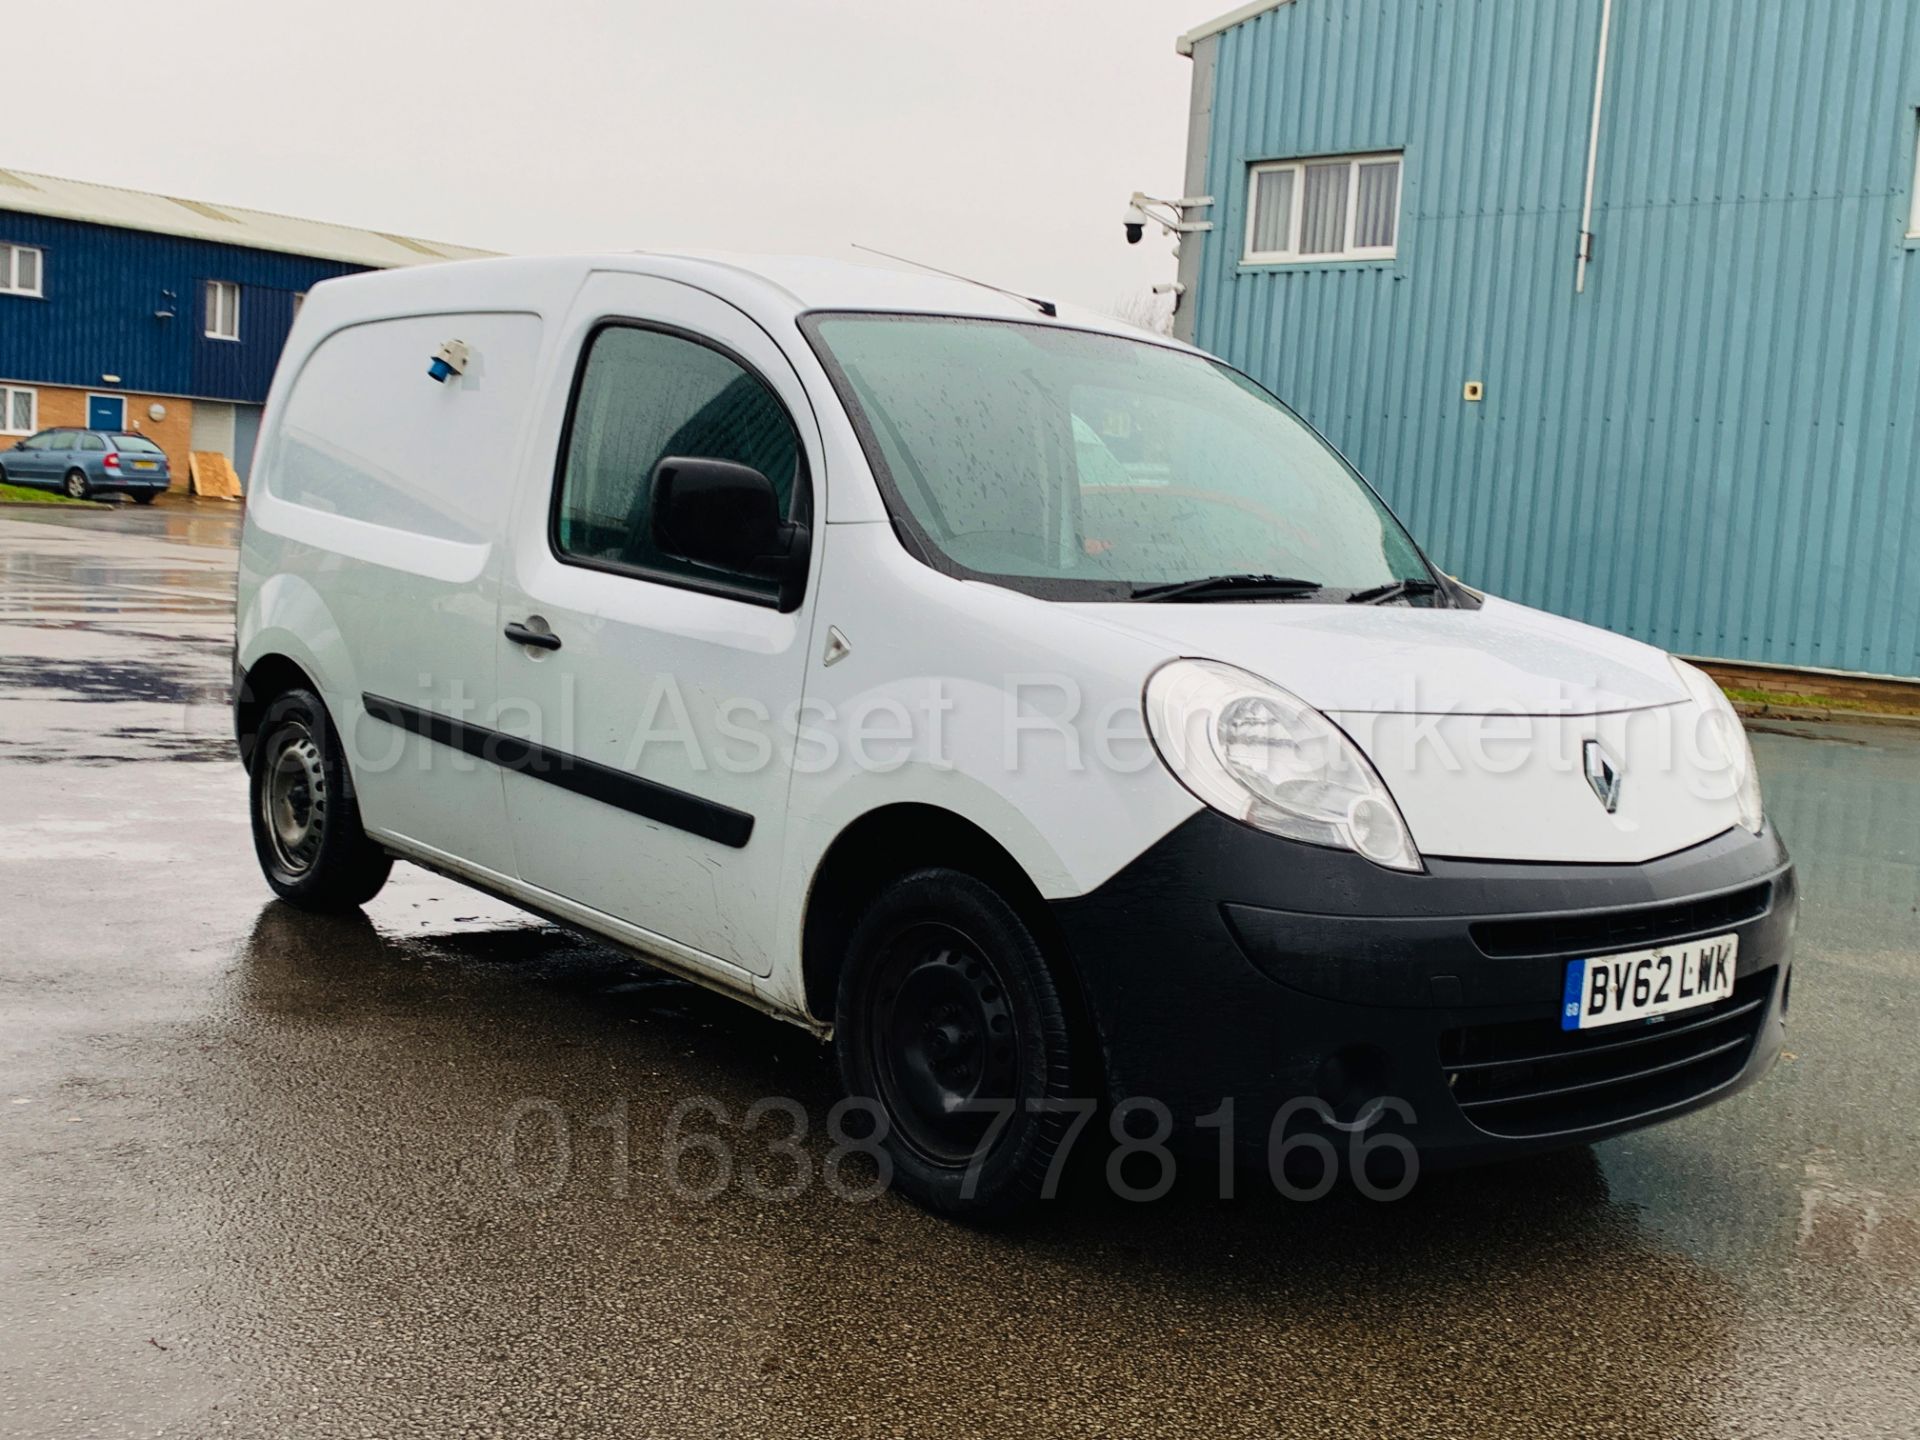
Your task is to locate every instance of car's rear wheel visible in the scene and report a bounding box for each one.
[63,469,91,500]
[249,687,392,911]
[835,867,1083,1219]
[132,490,158,505]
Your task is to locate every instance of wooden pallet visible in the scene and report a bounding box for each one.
[188,451,243,499]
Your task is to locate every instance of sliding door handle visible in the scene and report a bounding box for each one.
[504,620,562,651]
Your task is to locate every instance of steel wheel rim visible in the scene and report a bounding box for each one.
[65,472,85,498]
[868,920,1022,1166]
[261,722,328,876]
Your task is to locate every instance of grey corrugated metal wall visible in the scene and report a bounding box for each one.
[1187,0,1920,678]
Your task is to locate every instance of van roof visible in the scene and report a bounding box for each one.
[297,250,1187,347]
[655,251,1097,321]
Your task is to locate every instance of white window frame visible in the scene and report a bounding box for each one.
[1244,151,1403,265]
[1909,111,1920,238]
[0,243,44,297]
[205,280,241,341]
[0,384,37,435]
[86,392,128,432]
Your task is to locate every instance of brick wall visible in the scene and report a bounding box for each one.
[10,383,195,490]
[119,393,194,491]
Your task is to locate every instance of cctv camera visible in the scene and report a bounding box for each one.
[1123,204,1149,245]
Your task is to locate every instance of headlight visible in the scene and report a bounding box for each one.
[1671,658,1763,833]
[1144,659,1422,872]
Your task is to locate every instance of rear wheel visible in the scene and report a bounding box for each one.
[835,868,1083,1219]
[132,490,158,505]
[248,687,391,911]
[63,469,91,500]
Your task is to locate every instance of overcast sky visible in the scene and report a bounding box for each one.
[12,1,1199,317]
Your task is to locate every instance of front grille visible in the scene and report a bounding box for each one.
[1470,882,1772,960]
[1441,967,1775,1138]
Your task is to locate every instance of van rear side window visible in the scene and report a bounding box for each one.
[267,312,541,544]
[553,324,803,599]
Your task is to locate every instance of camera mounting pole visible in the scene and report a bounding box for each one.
[1123,192,1215,245]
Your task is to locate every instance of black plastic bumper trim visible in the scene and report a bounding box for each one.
[1046,808,1795,1161]
[360,693,753,849]
[1455,1033,1752,1111]
[1444,994,1767,1074]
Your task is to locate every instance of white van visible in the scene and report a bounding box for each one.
[235,253,1796,1215]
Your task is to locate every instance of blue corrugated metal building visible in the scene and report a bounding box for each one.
[0,168,489,489]
[1167,0,1920,679]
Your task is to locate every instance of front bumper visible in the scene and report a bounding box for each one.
[1049,813,1796,1167]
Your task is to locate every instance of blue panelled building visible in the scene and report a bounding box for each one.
[0,168,488,489]
[1167,0,1920,678]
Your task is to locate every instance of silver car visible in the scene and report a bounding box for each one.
[0,428,173,502]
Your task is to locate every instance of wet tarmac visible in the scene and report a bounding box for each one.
[2,501,1917,1438]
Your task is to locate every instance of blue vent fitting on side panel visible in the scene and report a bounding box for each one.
[427,339,470,384]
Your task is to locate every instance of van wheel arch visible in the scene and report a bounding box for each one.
[235,654,321,771]
[801,805,1095,1048]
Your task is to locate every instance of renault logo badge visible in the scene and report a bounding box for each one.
[1583,739,1622,813]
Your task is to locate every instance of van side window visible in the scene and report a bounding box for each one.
[553,325,802,598]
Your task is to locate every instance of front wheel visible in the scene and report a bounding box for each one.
[64,469,91,500]
[834,868,1085,1219]
[249,687,392,911]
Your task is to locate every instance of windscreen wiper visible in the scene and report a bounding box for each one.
[1346,578,1445,605]
[1129,573,1324,603]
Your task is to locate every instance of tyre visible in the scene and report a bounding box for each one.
[248,687,392,911]
[132,490,158,505]
[835,867,1084,1219]
[64,469,91,500]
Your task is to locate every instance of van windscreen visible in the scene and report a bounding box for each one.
[803,314,1434,603]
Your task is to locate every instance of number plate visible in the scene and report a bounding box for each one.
[132,460,158,470]
[1562,934,1739,1031]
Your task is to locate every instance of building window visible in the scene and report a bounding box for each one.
[0,384,36,434]
[0,243,43,297]
[1909,112,1920,238]
[205,280,241,340]
[1244,152,1402,264]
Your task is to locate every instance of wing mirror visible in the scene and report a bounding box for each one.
[650,456,809,611]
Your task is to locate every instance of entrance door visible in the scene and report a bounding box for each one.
[87,394,125,431]
[492,273,822,977]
